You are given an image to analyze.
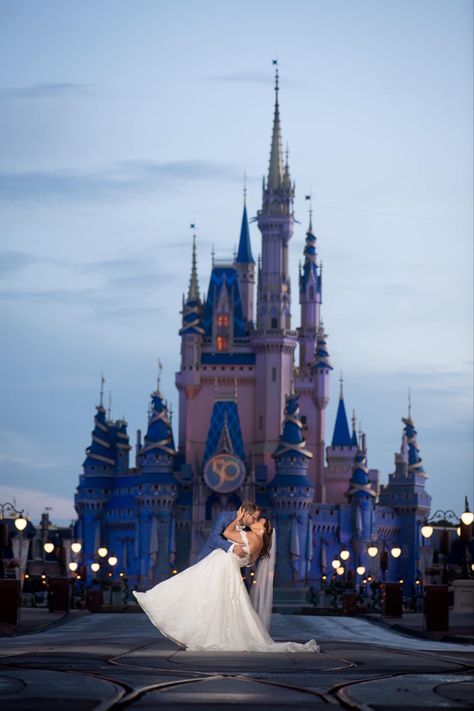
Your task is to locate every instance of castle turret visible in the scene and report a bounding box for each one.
[270,394,314,584]
[176,234,204,452]
[235,201,255,325]
[253,64,298,476]
[136,384,178,585]
[75,377,115,579]
[379,402,431,592]
[298,212,322,370]
[322,377,358,504]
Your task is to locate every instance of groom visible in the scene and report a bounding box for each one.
[196,500,261,562]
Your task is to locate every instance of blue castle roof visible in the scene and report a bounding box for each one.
[402,416,426,475]
[346,450,376,498]
[201,266,246,337]
[331,396,352,447]
[203,400,246,464]
[141,391,176,459]
[300,228,320,293]
[236,205,255,264]
[273,394,313,460]
[313,326,333,370]
[83,404,116,468]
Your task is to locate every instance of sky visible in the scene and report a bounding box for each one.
[0,0,472,526]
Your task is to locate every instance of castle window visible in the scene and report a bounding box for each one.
[309,286,314,300]
[217,314,229,327]
[217,336,228,352]
[271,318,278,329]
[272,367,276,382]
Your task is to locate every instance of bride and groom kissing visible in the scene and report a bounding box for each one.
[133,500,319,653]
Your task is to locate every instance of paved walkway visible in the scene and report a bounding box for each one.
[0,612,472,709]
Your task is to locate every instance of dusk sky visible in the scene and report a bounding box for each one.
[0,0,472,525]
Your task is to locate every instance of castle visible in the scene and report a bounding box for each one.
[75,69,432,594]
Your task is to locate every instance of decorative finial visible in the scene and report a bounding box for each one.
[233,244,237,260]
[352,409,356,431]
[169,402,173,425]
[211,243,215,266]
[157,358,163,392]
[243,169,247,207]
[99,373,105,407]
[305,193,313,232]
[339,372,344,399]
[358,420,363,441]
[272,58,279,98]
[107,390,112,420]
[408,387,412,419]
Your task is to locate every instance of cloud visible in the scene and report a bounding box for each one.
[0,250,41,276]
[0,160,242,205]
[199,71,301,89]
[0,82,91,99]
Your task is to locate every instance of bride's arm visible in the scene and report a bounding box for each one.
[223,507,245,543]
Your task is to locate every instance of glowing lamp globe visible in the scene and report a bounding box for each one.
[91,562,100,572]
[15,516,27,531]
[97,547,108,558]
[108,556,118,567]
[68,562,78,572]
[461,511,474,526]
[71,542,82,554]
[336,566,345,576]
[331,559,341,569]
[356,566,366,575]
[368,546,378,558]
[421,524,433,539]
[44,542,55,554]
[340,550,350,561]
[391,547,402,559]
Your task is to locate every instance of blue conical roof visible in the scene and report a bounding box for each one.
[402,416,426,475]
[83,404,116,468]
[236,205,255,264]
[273,394,313,460]
[346,449,376,498]
[141,391,176,457]
[331,397,352,447]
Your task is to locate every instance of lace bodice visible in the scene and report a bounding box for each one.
[230,530,253,568]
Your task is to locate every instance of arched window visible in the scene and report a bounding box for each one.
[217,336,228,352]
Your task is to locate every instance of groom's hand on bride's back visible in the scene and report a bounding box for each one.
[234,544,246,558]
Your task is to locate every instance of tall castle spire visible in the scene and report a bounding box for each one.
[268,63,284,192]
[188,232,200,302]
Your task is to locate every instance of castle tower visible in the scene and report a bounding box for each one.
[235,200,255,325]
[176,234,204,455]
[298,212,322,370]
[75,377,115,579]
[270,394,314,585]
[136,384,178,585]
[379,404,431,592]
[322,377,358,503]
[253,65,298,475]
[345,447,377,573]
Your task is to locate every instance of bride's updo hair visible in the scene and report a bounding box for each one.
[258,518,273,561]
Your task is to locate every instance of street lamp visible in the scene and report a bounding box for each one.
[420,503,472,582]
[91,562,100,573]
[68,562,78,572]
[331,559,341,570]
[340,549,350,561]
[97,546,108,559]
[0,501,27,578]
[71,542,82,554]
[44,542,55,554]
[391,547,402,559]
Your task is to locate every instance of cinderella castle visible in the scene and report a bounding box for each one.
[75,69,432,594]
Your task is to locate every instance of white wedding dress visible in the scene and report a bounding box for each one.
[133,531,319,653]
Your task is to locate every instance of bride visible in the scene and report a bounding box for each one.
[133,507,319,653]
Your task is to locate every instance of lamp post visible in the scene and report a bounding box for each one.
[420,501,472,582]
[0,502,28,578]
[366,540,402,582]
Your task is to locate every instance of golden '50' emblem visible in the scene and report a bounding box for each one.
[204,454,245,493]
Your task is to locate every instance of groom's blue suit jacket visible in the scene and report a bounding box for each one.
[196,511,235,562]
